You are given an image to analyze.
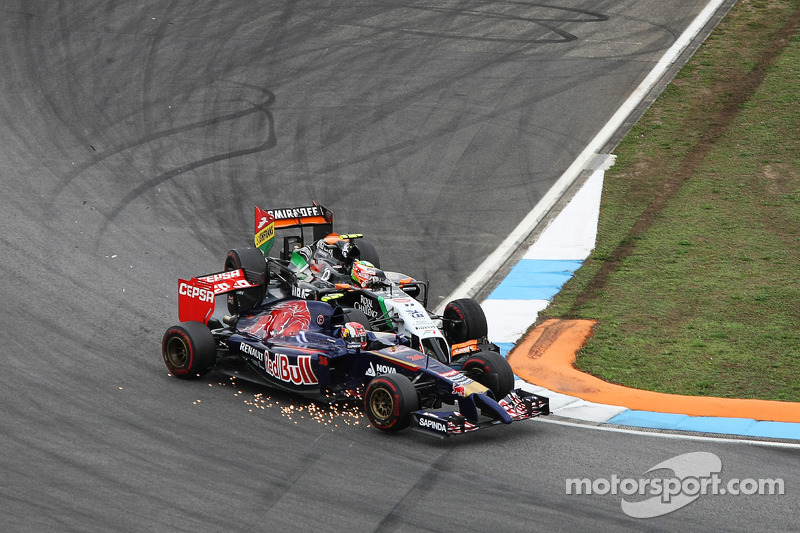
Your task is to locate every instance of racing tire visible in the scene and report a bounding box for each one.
[356,239,380,269]
[363,373,419,432]
[442,298,488,345]
[162,321,217,378]
[224,247,268,314]
[461,351,514,400]
[343,308,373,331]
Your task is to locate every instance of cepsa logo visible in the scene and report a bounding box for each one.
[179,282,214,302]
[198,271,241,283]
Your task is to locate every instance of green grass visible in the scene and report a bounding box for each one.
[540,0,800,401]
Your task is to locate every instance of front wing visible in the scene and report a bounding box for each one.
[412,389,549,437]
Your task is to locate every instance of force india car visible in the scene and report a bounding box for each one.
[162,232,549,436]
[236,203,500,367]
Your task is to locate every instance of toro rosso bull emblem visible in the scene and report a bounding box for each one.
[242,301,312,339]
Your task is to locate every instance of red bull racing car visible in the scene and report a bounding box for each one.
[162,244,549,437]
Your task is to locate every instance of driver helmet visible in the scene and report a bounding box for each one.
[351,260,377,286]
[341,321,367,349]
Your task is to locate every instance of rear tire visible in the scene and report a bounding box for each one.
[356,239,380,269]
[442,298,488,345]
[364,373,419,432]
[162,322,217,378]
[224,247,268,313]
[343,308,373,331]
[461,351,514,400]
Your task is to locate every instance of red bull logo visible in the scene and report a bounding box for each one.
[266,353,317,385]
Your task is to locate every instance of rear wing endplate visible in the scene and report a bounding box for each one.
[177,268,260,324]
[254,203,334,259]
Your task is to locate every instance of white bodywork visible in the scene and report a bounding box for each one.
[375,272,452,363]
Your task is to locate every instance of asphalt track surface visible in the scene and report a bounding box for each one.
[2,1,798,531]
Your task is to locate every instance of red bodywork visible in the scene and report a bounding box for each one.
[177,268,258,323]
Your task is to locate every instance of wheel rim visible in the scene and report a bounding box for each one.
[165,336,189,369]
[444,307,466,342]
[445,322,465,341]
[464,360,489,383]
[369,387,394,421]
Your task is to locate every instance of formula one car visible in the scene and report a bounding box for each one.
[231,203,497,366]
[162,264,549,436]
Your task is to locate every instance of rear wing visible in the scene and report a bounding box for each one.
[177,268,261,324]
[254,203,334,260]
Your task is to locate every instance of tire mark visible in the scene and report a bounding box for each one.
[47,86,274,205]
[91,83,277,249]
[329,2,608,44]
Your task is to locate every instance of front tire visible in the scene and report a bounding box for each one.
[442,298,488,345]
[363,373,419,432]
[224,247,268,314]
[162,321,217,378]
[461,351,514,400]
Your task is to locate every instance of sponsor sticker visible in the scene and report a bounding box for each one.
[178,281,214,302]
[365,361,397,377]
[417,415,448,435]
[268,205,321,220]
[241,345,318,386]
[254,206,276,255]
[292,285,312,299]
[194,269,256,295]
[240,342,265,362]
[451,340,479,357]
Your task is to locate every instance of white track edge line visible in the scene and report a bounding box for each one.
[438,0,728,314]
